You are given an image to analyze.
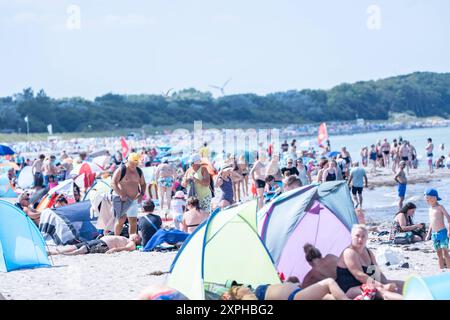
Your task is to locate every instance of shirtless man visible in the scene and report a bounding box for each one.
[399,141,411,175]
[155,158,176,211]
[249,154,267,210]
[31,154,45,190]
[49,234,141,255]
[43,155,59,187]
[424,189,450,270]
[394,161,408,210]
[111,153,146,236]
[381,139,391,168]
[15,192,41,226]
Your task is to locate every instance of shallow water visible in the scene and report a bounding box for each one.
[364,175,450,224]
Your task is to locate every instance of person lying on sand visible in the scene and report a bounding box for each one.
[222,279,350,300]
[48,234,141,255]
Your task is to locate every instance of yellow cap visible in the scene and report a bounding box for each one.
[128,152,140,163]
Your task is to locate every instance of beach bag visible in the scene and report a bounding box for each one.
[393,232,413,245]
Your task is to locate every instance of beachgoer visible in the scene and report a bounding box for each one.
[237,155,249,197]
[369,144,377,173]
[49,234,141,255]
[231,159,244,202]
[155,158,176,211]
[215,164,235,209]
[348,161,368,209]
[182,154,212,212]
[171,191,186,230]
[199,142,210,159]
[302,244,338,288]
[394,161,408,210]
[391,140,400,173]
[181,197,209,234]
[322,160,338,182]
[43,155,58,187]
[281,140,289,153]
[111,153,146,236]
[281,158,299,177]
[426,138,434,173]
[436,156,445,169]
[446,152,450,169]
[360,146,369,167]
[381,139,391,167]
[296,158,310,186]
[390,202,426,242]
[316,159,329,183]
[15,192,41,226]
[336,224,403,300]
[249,153,267,210]
[283,175,302,192]
[223,279,349,300]
[424,189,450,270]
[399,141,411,175]
[138,200,162,248]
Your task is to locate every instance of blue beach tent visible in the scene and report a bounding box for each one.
[0,200,51,272]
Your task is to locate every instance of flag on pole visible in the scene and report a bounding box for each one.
[317,123,328,147]
[120,136,129,158]
[47,124,53,135]
[24,116,29,123]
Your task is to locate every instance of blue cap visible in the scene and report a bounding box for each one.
[424,188,442,201]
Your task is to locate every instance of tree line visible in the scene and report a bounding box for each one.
[1,71,449,133]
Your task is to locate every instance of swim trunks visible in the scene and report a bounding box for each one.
[256,179,266,189]
[111,195,134,219]
[398,183,407,198]
[352,187,363,195]
[288,288,302,300]
[432,228,449,251]
[75,239,109,254]
[254,284,269,300]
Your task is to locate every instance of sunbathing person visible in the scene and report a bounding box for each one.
[336,224,403,300]
[15,191,41,226]
[222,279,350,300]
[49,234,141,255]
[301,244,338,288]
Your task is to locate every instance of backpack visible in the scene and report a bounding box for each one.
[393,232,413,245]
[119,164,143,182]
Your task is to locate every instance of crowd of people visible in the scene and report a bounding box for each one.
[2,133,450,300]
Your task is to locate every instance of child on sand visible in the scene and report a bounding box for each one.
[424,189,450,270]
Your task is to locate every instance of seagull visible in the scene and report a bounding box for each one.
[209,78,232,96]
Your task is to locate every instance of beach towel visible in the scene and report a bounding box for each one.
[143,229,189,252]
[91,192,115,232]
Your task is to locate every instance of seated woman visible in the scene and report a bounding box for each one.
[301,244,338,288]
[49,234,141,255]
[222,279,349,300]
[336,224,403,300]
[391,202,426,242]
[181,197,209,233]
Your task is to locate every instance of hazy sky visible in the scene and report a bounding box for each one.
[1,0,449,99]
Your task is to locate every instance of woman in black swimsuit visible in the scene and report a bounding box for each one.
[322,160,338,182]
[336,225,403,300]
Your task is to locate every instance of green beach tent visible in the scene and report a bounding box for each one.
[167,200,281,300]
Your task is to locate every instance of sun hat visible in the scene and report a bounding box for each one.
[190,154,202,165]
[128,152,140,163]
[424,188,442,201]
[174,190,185,199]
[222,164,234,172]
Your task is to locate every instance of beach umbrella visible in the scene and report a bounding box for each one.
[0,145,15,156]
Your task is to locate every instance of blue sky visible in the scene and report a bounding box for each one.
[0,0,449,99]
